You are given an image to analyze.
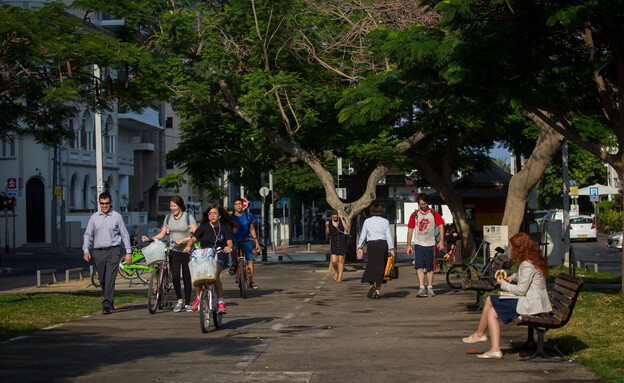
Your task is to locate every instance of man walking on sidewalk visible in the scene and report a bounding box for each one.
[82,192,132,314]
[406,193,445,297]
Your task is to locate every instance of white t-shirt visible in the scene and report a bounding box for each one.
[166,212,197,252]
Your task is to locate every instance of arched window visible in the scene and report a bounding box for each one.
[83,175,91,209]
[80,112,89,150]
[70,174,79,209]
[104,116,115,153]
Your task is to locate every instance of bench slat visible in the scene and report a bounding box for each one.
[551,306,569,322]
[550,297,571,318]
[554,276,584,291]
[551,291,572,306]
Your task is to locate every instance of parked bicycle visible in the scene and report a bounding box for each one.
[145,239,172,314]
[446,237,505,289]
[90,234,152,287]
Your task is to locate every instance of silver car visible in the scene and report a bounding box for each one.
[607,231,623,249]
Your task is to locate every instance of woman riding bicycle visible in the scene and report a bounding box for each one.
[143,195,197,313]
[187,204,236,314]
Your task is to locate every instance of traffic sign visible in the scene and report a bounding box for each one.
[589,187,599,196]
[259,187,269,197]
[280,197,288,205]
[6,177,17,197]
[241,197,249,210]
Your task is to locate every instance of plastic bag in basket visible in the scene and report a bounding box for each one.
[142,240,166,265]
[191,247,214,261]
[190,256,218,286]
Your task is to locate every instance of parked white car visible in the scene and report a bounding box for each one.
[607,231,623,249]
[569,215,597,241]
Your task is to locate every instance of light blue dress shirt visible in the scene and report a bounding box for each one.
[82,209,131,254]
[357,216,394,250]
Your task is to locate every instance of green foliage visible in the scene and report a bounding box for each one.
[596,209,623,233]
[537,144,607,210]
[0,2,164,144]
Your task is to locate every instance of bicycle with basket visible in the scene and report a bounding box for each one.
[189,246,224,333]
[142,239,173,314]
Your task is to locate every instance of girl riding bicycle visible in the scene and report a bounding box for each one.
[187,204,237,314]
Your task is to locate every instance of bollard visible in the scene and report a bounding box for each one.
[278,255,283,262]
[308,243,311,251]
[325,252,330,261]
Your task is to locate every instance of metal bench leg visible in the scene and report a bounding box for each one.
[521,328,562,362]
[468,291,484,313]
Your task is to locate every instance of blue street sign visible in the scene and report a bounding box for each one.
[589,187,599,196]
[280,197,288,205]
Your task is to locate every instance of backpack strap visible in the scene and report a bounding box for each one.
[165,213,171,227]
[244,210,252,229]
[185,211,190,227]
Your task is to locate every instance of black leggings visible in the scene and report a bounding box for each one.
[169,250,192,305]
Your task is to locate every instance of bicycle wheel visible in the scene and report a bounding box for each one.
[200,288,211,333]
[90,268,100,288]
[210,285,222,329]
[135,257,150,284]
[147,267,160,314]
[118,261,137,279]
[446,264,471,289]
[238,258,247,299]
[158,265,169,310]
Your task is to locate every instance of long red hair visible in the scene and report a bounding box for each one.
[509,232,549,278]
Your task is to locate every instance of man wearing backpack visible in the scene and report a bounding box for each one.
[231,197,261,289]
[406,193,445,297]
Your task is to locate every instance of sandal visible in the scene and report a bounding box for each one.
[249,282,259,289]
[229,265,236,275]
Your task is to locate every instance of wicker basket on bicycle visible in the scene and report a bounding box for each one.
[189,247,218,287]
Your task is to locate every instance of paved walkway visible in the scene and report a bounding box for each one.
[0,258,601,383]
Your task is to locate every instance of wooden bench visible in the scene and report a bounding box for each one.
[511,273,584,360]
[461,252,509,311]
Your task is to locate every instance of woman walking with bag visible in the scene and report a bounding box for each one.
[325,209,349,282]
[143,195,197,312]
[357,203,395,299]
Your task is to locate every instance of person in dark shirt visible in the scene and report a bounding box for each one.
[188,204,237,313]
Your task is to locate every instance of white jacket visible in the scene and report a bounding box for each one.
[500,261,552,315]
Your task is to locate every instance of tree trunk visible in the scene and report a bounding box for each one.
[501,114,565,236]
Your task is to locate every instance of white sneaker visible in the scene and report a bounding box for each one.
[184,305,193,312]
[427,288,435,297]
[173,301,184,312]
[417,288,427,297]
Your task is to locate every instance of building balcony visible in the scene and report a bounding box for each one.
[131,136,155,152]
[118,107,163,132]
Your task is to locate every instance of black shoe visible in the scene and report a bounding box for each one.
[229,265,237,275]
[102,307,112,315]
[367,285,376,298]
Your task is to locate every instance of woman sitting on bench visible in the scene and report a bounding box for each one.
[461,232,552,359]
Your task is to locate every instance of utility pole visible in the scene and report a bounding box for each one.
[562,140,571,266]
[94,65,104,205]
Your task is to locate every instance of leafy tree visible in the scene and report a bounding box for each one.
[0,2,162,145]
[418,0,623,292]
[74,0,436,255]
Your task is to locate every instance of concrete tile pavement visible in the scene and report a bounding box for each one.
[0,260,601,383]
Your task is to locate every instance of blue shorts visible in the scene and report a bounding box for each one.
[413,245,435,271]
[233,239,254,261]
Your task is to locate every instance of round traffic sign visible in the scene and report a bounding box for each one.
[241,197,249,210]
[259,187,270,197]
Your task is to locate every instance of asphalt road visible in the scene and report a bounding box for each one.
[572,233,622,275]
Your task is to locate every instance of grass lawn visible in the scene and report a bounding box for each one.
[0,291,145,342]
[547,287,624,383]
